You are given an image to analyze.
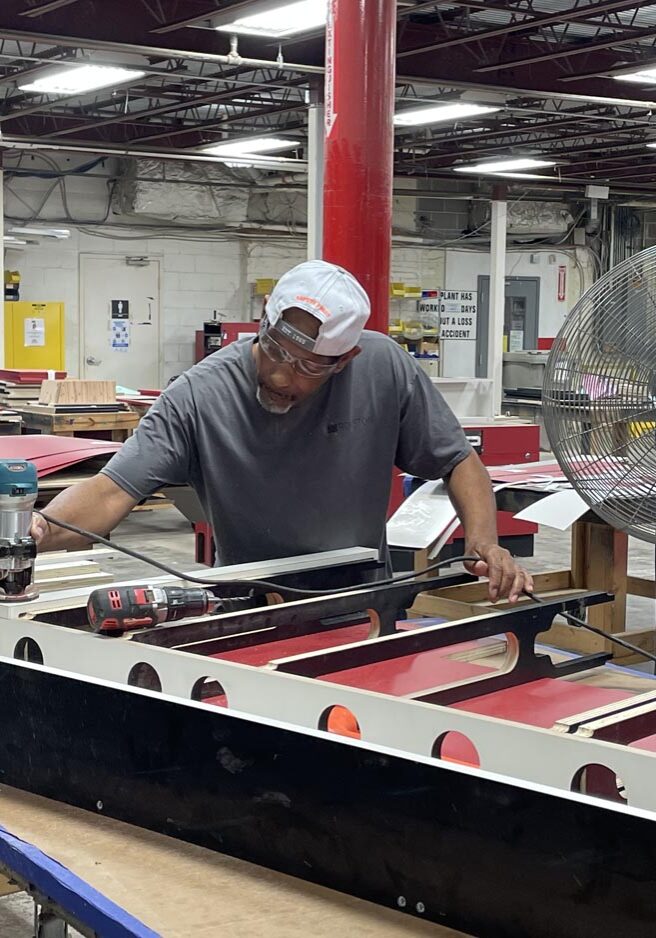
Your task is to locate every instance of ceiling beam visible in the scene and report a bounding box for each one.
[397,0,656,58]
[0,25,323,74]
[19,0,85,16]
[476,26,656,73]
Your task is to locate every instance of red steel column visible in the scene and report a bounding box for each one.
[322,0,396,334]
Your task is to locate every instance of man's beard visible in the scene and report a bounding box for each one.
[256,384,294,415]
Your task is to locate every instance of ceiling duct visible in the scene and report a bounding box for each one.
[113,158,254,224]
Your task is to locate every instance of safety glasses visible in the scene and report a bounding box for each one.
[258,320,341,378]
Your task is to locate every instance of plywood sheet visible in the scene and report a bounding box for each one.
[39,380,116,405]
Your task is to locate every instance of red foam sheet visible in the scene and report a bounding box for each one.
[320,648,495,696]
[630,736,656,752]
[0,435,120,476]
[211,623,373,667]
[453,679,632,728]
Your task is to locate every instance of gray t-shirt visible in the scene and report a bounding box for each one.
[102,331,471,565]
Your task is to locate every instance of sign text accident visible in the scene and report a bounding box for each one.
[438,291,478,340]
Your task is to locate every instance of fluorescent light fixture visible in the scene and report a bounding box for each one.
[215,0,326,37]
[394,102,500,127]
[19,64,145,96]
[615,67,656,86]
[202,137,300,158]
[9,226,70,239]
[454,157,556,174]
[3,236,27,245]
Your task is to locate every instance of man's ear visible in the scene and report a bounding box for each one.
[334,346,361,374]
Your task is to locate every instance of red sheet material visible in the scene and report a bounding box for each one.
[319,648,495,696]
[211,623,373,667]
[0,435,120,476]
[0,369,66,384]
[453,679,630,728]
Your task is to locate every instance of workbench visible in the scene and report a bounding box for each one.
[0,786,465,938]
[9,404,139,441]
[3,549,656,936]
[0,411,21,435]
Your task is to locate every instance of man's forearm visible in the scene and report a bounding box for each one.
[445,452,498,551]
[35,473,138,551]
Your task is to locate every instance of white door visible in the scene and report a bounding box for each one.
[80,255,161,388]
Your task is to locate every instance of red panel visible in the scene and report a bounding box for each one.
[453,679,630,728]
[0,369,66,384]
[0,435,120,477]
[221,322,258,347]
[538,337,555,350]
[212,623,373,668]
[470,425,540,459]
[319,648,495,695]
[195,330,205,364]
[630,736,656,752]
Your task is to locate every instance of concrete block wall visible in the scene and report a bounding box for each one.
[6,231,247,383]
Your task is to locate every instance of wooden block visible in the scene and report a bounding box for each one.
[34,571,114,592]
[627,576,656,600]
[571,521,628,631]
[34,560,103,582]
[426,570,573,605]
[543,622,656,664]
[39,379,116,405]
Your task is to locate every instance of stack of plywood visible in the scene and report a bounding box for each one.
[0,368,68,408]
[21,379,127,415]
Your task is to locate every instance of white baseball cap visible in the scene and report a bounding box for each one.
[265,260,371,357]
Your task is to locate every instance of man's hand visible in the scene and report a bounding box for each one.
[30,513,50,547]
[464,543,534,604]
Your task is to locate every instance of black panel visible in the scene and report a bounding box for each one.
[0,661,655,938]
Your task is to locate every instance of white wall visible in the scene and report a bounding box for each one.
[442,246,595,377]
[2,158,594,384]
[6,232,246,384]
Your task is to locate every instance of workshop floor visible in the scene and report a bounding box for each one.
[0,506,653,934]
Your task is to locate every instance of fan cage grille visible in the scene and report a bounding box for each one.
[543,246,656,543]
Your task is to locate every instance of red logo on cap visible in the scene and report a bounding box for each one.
[295,295,331,317]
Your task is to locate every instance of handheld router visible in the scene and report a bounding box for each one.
[0,459,38,602]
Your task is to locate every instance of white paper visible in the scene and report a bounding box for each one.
[514,488,589,530]
[386,480,458,549]
[24,317,45,347]
[509,329,524,351]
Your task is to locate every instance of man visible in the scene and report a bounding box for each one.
[33,260,532,602]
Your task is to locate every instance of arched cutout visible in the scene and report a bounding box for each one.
[432,731,480,769]
[127,662,162,693]
[319,705,361,739]
[571,764,628,803]
[191,676,227,707]
[13,637,44,665]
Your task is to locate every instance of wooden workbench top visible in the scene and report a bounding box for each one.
[0,787,468,938]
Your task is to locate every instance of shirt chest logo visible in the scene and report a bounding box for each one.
[327,416,374,435]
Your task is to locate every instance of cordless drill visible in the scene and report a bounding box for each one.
[0,460,38,602]
[87,584,259,635]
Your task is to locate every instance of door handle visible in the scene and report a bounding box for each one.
[86,355,101,366]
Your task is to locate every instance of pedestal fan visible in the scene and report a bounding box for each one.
[542,247,656,543]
